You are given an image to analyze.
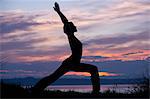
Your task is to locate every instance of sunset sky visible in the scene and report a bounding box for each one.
[0,0,150,78]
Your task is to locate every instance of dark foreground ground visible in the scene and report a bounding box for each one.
[0,83,149,98]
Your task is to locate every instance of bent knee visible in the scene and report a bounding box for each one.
[90,65,98,72]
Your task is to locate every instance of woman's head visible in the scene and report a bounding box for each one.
[63,22,77,34]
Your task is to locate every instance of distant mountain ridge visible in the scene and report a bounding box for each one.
[1,77,144,86]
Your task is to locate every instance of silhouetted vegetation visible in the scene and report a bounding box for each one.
[1,82,29,98]
[129,77,149,98]
[1,78,149,98]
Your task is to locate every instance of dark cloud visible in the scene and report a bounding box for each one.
[1,21,42,33]
[82,56,109,59]
[14,47,69,57]
[0,13,46,34]
[145,57,150,61]
[10,44,70,57]
[1,38,48,51]
[85,31,149,46]
[108,42,150,53]
[122,51,144,56]
[82,31,150,54]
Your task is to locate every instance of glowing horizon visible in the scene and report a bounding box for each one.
[65,71,121,77]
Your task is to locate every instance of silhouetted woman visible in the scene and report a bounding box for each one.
[32,2,100,94]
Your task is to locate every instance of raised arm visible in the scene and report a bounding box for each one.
[53,2,68,24]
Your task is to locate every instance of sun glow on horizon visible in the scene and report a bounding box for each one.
[65,72,121,77]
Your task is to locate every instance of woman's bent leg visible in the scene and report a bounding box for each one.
[70,63,100,94]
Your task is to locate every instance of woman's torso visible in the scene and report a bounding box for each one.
[68,34,82,63]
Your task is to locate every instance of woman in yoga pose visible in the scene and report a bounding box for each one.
[32,2,100,94]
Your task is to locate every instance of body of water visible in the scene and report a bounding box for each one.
[46,84,135,93]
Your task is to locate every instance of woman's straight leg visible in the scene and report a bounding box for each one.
[32,64,69,93]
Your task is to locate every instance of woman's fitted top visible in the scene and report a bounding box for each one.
[67,34,82,63]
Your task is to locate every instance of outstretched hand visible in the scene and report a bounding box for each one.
[53,2,60,12]
[53,2,68,23]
